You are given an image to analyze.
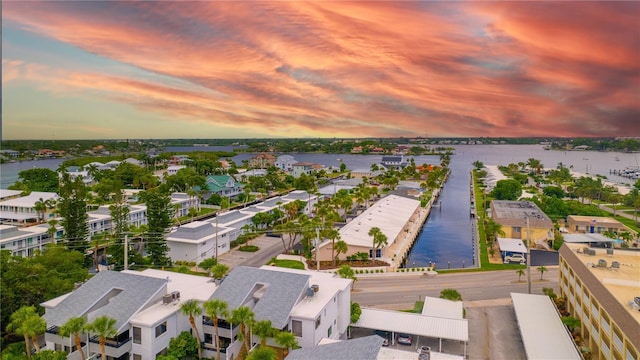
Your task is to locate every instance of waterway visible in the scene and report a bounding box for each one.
[2,145,638,269]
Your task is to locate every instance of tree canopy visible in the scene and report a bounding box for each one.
[490,179,522,200]
[8,168,59,193]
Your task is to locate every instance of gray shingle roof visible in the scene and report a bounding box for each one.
[214,210,252,224]
[170,222,215,241]
[210,266,309,329]
[285,335,384,360]
[43,271,166,332]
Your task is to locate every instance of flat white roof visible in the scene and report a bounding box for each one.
[422,297,463,319]
[354,307,468,342]
[0,189,22,199]
[127,269,217,327]
[0,191,58,207]
[497,238,528,253]
[377,347,463,360]
[511,293,581,360]
[563,233,617,243]
[338,195,420,248]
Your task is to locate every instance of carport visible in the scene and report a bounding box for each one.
[352,307,468,357]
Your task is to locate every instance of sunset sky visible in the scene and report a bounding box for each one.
[2,1,639,140]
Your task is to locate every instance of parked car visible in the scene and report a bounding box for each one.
[504,254,526,264]
[397,333,412,346]
[374,330,390,346]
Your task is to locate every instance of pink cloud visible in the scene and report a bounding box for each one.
[3,1,639,138]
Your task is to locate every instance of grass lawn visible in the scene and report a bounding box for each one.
[270,259,305,270]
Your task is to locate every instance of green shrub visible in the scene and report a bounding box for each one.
[239,245,259,252]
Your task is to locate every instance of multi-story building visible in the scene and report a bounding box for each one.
[0,191,59,226]
[490,200,554,248]
[275,155,296,172]
[291,162,315,177]
[41,269,217,360]
[248,153,276,169]
[559,244,640,360]
[166,221,233,263]
[566,215,627,235]
[0,223,62,257]
[205,175,243,199]
[205,265,352,359]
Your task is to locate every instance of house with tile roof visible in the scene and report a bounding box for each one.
[249,153,276,169]
[292,162,315,178]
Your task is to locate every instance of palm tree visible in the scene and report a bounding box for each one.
[336,265,357,290]
[246,346,277,360]
[47,219,59,244]
[87,315,117,360]
[34,198,46,224]
[368,227,388,260]
[537,266,548,280]
[274,331,298,359]
[211,264,230,281]
[516,269,525,282]
[334,240,348,264]
[7,306,41,358]
[253,320,276,347]
[484,219,505,243]
[180,299,203,360]
[24,314,46,354]
[59,317,87,360]
[326,229,341,267]
[230,306,256,358]
[203,299,229,360]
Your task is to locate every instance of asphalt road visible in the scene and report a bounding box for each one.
[352,268,559,308]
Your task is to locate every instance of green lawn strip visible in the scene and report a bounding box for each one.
[270,259,305,270]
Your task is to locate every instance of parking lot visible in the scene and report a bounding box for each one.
[350,327,466,357]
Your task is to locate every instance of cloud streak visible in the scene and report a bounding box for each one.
[3,1,639,139]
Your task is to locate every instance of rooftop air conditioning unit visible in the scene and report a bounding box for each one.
[306,288,315,297]
[311,284,320,293]
[171,291,181,301]
[607,249,614,255]
[163,294,173,304]
[598,259,607,268]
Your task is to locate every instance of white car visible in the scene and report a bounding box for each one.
[504,254,526,264]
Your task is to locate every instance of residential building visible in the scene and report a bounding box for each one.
[0,149,20,158]
[275,155,296,172]
[210,210,255,243]
[490,200,554,248]
[248,153,276,169]
[566,215,627,235]
[165,165,186,176]
[0,189,22,201]
[166,221,232,263]
[292,162,315,177]
[204,266,352,358]
[0,191,59,226]
[316,194,422,263]
[381,155,407,170]
[559,244,640,360]
[204,175,243,199]
[41,269,217,360]
[350,169,385,179]
[0,223,61,257]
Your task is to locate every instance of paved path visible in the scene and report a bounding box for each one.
[216,234,287,270]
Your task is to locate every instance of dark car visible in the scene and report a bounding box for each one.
[397,333,412,346]
[373,330,390,346]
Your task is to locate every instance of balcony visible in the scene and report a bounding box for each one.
[89,335,131,359]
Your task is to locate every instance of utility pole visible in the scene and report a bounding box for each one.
[124,234,129,271]
[316,227,320,272]
[526,216,531,294]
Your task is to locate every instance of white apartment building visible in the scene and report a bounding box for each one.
[166,221,233,263]
[41,269,217,360]
[0,223,62,257]
[0,191,59,226]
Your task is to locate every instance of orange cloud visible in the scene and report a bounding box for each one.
[3,1,639,138]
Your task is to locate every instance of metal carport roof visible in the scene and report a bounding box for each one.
[511,293,581,360]
[353,307,469,342]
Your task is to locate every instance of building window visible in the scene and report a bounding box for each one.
[315,316,321,329]
[133,326,141,344]
[133,355,142,360]
[156,348,167,358]
[327,326,332,337]
[155,321,167,337]
[292,320,302,337]
[204,333,213,345]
